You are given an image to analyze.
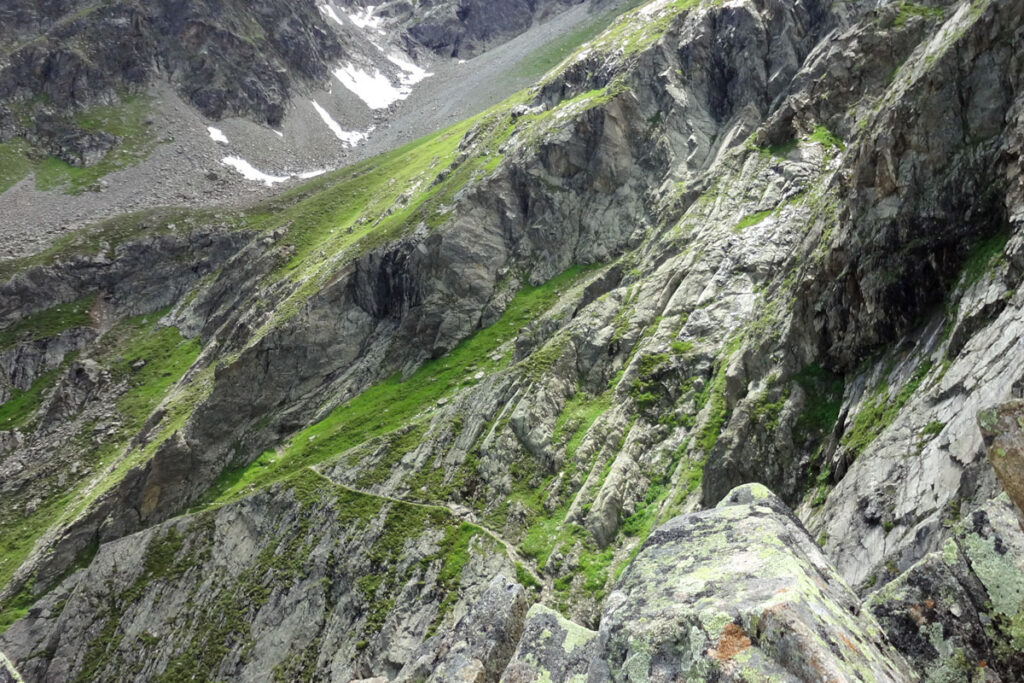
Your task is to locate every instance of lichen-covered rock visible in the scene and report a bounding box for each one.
[498,604,598,683]
[396,574,528,683]
[594,483,913,682]
[979,400,1024,527]
[866,495,1024,682]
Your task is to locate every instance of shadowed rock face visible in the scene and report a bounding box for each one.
[399,0,584,58]
[0,0,345,126]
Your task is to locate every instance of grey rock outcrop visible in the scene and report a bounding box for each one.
[0,470,513,682]
[593,483,913,681]
[979,400,1024,527]
[396,574,529,682]
[495,484,913,681]
[866,495,1024,682]
[499,604,597,683]
[4,0,1024,679]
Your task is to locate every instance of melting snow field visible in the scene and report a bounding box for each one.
[221,157,289,186]
[333,64,406,109]
[333,53,432,110]
[386,53,433,87]
[221,156,332,186]
[311,100,370,146]
[220,156,292,185]
[207,127,229,144]
[347,5,383,31]
[320,4,344,27]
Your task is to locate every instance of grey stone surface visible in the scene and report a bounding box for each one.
[593,483,913,682]
[2,0,1024,679]
[866,495,1024,682]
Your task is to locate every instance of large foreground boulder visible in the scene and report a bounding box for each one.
[591,483,914,681]
[499,604,598,683]
[498,483,914,681]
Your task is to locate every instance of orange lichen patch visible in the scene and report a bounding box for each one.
[838,632,857,652]
[710,623,752,660]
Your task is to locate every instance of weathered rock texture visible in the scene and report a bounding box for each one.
[498,604,597,683]
[866,495,1024,682]
[979,400,1024,526]
[2,470,512,682]
[3,0,1024,679]
[396,574,528,682]
[591,483,912,681]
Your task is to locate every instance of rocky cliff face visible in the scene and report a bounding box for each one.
[0,0,345,139]
[393,0,586,58]
[0,0,588,145]
[2,0,1024,680]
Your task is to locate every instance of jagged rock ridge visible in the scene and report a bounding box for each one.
[1,0,1024,680]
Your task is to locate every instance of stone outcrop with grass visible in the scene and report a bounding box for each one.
[2,0,1024,679]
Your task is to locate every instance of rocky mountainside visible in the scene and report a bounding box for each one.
[0,0,626,260]
[0,0,585,132]
[2,0,1024,680]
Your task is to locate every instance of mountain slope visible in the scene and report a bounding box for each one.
[0,0,629,258]
[1,0,1024,680]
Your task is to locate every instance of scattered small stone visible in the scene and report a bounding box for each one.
[24,497,41,516]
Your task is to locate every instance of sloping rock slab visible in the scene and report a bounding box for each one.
[499,603,598,683]
[593,483,914,682]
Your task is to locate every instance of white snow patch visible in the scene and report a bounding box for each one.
[457,59,467,65]
[273,130,284,138]
[310,100,369,145]
[386,52,433,86]
[333,64,406,109]
[348,5,383,30]
[221,156,334,185]
[207,126,229,144]
[320,4,344,27]
[221,157,289,186]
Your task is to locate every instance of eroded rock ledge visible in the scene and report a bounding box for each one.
[399,481,1024,682]
[407,484,914,682]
